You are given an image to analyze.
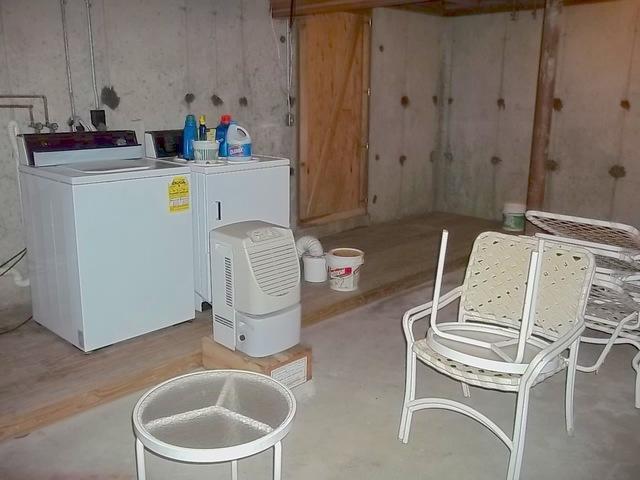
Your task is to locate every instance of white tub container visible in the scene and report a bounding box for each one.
[503,202,526,232]
[326,248,364,292]
[302,253,327,283]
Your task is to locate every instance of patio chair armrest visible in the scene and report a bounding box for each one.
[402,286,462,344]
[624,273,640,283]
[523,322,585,383]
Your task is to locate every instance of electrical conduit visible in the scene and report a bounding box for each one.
[84,0,100,109]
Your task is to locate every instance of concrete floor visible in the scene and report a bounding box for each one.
[1,280,640,480]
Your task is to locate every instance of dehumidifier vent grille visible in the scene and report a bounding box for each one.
[224,257,233,307]
[214,314,233,329]
[247,242,299,297]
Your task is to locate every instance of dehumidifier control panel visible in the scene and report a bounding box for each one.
[248,227,282,243]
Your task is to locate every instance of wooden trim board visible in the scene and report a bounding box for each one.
[302,254,470,327]
[0,352,202,441]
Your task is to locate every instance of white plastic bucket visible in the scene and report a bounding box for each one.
[503,202,526,232]
[326,248,364,292]
[302,254,327,283]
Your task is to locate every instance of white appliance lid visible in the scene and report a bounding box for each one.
[18,158,191,185]
[67,159,154,173]
[187,154,290,174]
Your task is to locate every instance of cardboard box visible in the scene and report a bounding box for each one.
[202,336,312,389]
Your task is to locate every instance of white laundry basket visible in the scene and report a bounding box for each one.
[326,248,364,292]
[193,140,219,163]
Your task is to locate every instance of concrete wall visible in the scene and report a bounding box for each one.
[0,0,294,311]
[0,3,445,311]
[2,1,637,312]
[368,8,443,223]
[438,0,640,225]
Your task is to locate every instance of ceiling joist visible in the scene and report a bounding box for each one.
[271,0,622,18]
[270,0,430,18]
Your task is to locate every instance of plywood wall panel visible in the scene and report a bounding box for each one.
[298,12,368,223]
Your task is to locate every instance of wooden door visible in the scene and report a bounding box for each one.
[298,12,370,224]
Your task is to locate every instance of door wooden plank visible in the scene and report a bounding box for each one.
[298,12,370,224]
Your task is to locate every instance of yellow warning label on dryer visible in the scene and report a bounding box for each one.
[168,176,190,213]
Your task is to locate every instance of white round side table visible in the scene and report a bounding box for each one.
[132,370,296,480]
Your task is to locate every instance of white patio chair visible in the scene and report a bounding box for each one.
[526,210,640,407]
[525,210,640,253]
[399,231,595,480]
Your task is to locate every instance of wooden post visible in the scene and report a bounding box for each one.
[526,0,562,210]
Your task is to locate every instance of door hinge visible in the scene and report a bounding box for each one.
[367,87,371,97]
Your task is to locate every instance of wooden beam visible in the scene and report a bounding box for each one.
[526,0,562,210]
[276,0,621,18]
[399,2,445,15]
[401,0,621,17]
[270,0,429,17]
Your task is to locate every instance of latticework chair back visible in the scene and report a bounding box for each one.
[526,210,640,252]
[459,232,594,340]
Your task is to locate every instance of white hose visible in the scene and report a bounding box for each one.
[296,236,323,257]
[5,267,30,287]
[8,120,24,215]
[7,121,30,288]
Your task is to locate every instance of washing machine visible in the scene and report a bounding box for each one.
[18,131,195,351]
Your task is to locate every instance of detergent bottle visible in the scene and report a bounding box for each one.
[182,114,197,160]
[198,115,207,141]
[215,114,232,158]
[225,123,252,162]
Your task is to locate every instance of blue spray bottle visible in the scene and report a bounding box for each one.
[182,114,197,160]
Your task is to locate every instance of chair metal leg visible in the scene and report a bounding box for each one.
[565,340,580,435]
[273,441,282,480]
[231,460,238,480]
[577,316,634,373]
[633,351,640,409]
[506,387,531,480]
[135,438,146,480]
[461,383,471,398]
[399,351,417,443]
[580,332,640,407]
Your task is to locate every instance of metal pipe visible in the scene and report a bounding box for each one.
[60,0,76,124]
[526,0,562,210]
[84,0,100,109]
[0,104,34,125]
[0,94,52,129]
